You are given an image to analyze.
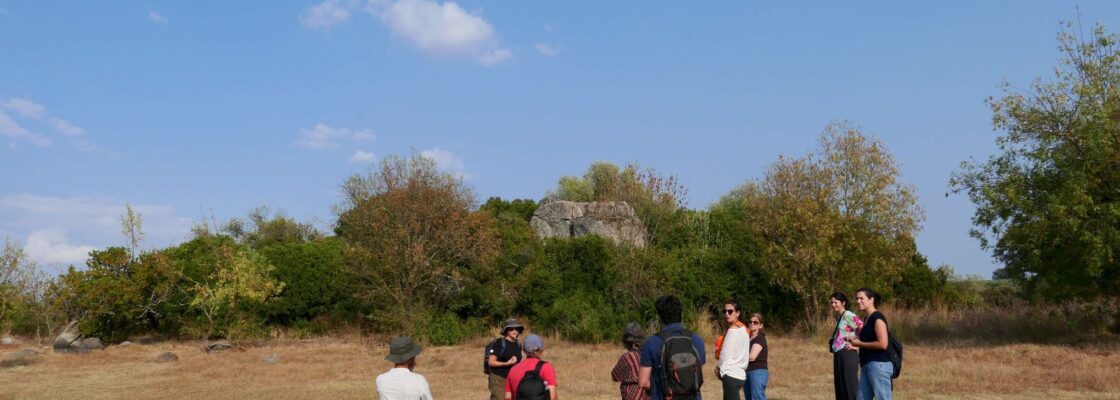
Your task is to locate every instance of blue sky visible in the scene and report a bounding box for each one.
[2,1,1118,276]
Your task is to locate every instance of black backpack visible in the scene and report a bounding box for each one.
[482,338,508,375]
[657,329,703,400]
[516,361,550,400]
[887,331,903,379]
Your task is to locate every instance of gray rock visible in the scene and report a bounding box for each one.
[0,349,41,368]
[118,341,132,347]
[53,320,82,353]
[205,340,234,352]
[0,336,19,346]
[263,353,279,364]
[76,337,104,352]
[153,352,178,363]
[530,201,648,247]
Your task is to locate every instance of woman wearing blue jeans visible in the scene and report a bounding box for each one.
[745,313,768,400]
[845,288,892,400]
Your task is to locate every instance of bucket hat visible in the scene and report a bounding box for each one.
[501,318,525,334]
[384,336,423,363]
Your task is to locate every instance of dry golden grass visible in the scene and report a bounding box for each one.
[1,335,1119,400]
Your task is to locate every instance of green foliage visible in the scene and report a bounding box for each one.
[223,207,322,249]
[419,311,467,346]
[892,252,946,308]
[187,244,283,340]
[257,238,346,325]
[951,23,1120,301]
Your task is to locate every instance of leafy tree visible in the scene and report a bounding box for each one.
[0,239,46,334]
[121,204,144,260]
[336,153,499,333]
[185,245,282,340]
[951,24,1120,300]
[222,207,322,249]
[727,122,924,326]
[257,238,346,325]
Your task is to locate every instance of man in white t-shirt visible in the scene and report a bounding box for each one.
[376,336,434,400]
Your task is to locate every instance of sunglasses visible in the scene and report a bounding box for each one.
[723,309,736,315]
[749,320,761,325]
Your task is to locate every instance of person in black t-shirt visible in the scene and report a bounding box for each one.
[488,319,525,400]
[844,288,892,400]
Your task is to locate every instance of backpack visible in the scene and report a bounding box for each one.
[887,331,903,379]
[515,361,550,400]
[482,338,508,375]
[657,328,703,400]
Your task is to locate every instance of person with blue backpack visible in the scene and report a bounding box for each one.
[638,295,706,400]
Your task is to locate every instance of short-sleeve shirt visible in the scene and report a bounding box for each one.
[503,357,558,400]
[375,367,434,400]
[639,323,706,400]
[746,333,768,371]
[488,337,523,379]
[858,311,890,365]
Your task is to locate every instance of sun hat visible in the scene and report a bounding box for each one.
[384,336,423,363]
[502,318,525,334]
[523,334,544,353]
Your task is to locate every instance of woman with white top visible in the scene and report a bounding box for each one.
[715,300,750,400]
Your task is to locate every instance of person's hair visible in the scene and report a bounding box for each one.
[830,291,850,309]
[622,322,645,351]
[748,313,765,335]
[724,300,743,323]
[855,287,882,308]
[655,295,683,325]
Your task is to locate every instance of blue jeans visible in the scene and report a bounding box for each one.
[745,369,768,400]
[857,361,893,400]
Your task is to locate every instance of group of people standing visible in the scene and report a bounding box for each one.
[374,289,894,400]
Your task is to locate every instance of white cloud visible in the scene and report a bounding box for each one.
[534,43,558,57]
[367,0,512,65]
[349,150,376,163]
[24,229,97,265]
[0,111,51,146]
[421,147,469,179]
[294,123,376,149]
[301,0,353,29]
[148,11,168,24]
[0,97,88,147]
[0,194,193,269]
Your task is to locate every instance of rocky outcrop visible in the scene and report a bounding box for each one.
[0,349,40,368]
[530,201,648,247]
[205,340,234,353]
[52,321,104,353]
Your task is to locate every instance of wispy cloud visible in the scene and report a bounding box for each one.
[301,0,353,29]
[148,11,168,24]
[294,123,375,149]
[0,194,193,268]
[534,43,558,57]
[0,97,88,148]
[367,0,512,66]
[421,147,469,179]
[349,150,376,163]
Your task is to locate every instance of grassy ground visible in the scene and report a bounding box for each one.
[1,335,1119,399]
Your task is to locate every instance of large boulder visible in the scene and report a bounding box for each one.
[76,338,104,352]
[205,340,234,353]
[530,201,648,247]
[53,321,82,353]
[0,349,41,368]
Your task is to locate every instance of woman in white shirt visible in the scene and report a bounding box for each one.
[715,300,750,400]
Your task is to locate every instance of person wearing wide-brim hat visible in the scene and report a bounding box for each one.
[376,336,434,400]
[487,319,526,400]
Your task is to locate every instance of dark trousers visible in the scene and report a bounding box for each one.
[721,374,745,400]
[833,349,859,400]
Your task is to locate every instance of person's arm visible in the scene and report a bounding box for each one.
[851,319,888,350]
[421,379,434,400]
[638,366,652,392]
[718,328,744,374]
[489,354,519,367]
[749,342,762,362]
[548,385,557,400]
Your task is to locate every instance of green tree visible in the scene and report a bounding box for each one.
[222,207,322,249]
[951,24,1120,300]
[336,153,498,334]
[727,122,924,327]
[186,245,282,340]
[257,238,346,325]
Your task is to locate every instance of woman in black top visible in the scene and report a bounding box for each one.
[844,288,892,400]
[745,313,768,400]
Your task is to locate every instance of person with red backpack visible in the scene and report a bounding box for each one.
[638,295,707,400]
[504,334,558,400]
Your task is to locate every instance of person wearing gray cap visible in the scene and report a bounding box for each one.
[504,334,557,400]
[376,336,433,400]
[487,319,525,400]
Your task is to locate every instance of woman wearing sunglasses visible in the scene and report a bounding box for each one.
[714,300,750,400]
[745,313,769,400]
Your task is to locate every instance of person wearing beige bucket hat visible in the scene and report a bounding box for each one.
[376,336,434,399]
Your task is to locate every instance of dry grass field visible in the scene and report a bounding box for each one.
[2,335,1119,400]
